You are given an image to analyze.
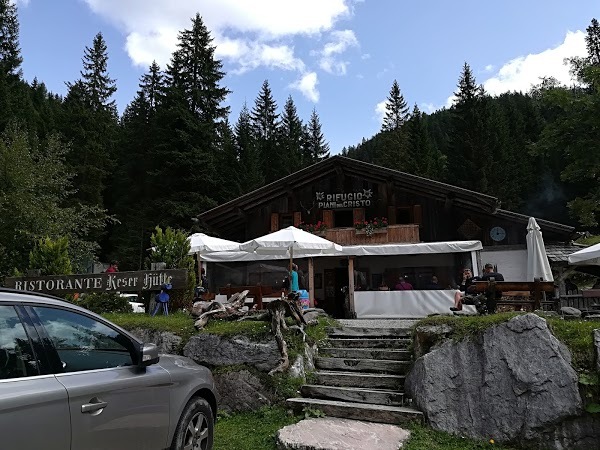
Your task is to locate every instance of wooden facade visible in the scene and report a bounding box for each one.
[198,156,575,247]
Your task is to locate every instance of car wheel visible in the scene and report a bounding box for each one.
[171,397,214,450]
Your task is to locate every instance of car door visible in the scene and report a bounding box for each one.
[0,304,70,450]
[29,305,172,450]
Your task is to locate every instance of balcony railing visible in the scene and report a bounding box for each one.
[319,224,420,246]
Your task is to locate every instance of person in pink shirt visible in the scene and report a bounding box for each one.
[394,275,413,290]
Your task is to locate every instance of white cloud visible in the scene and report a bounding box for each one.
[420,103,437,114]
[483,30,587,95]
[318,29,359,75]
[375,98,387,124]
[83,0,355,75]
[484,64,494,73]
[290,72,319,102]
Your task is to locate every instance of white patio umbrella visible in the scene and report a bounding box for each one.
[239,226,343,270]
[567,242,600,266]
[187,233,240,254]
[526,217,554,282]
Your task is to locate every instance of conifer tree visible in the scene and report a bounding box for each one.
[406,104,445,179]
[303,108,330,165]
[280,95,303,171]
[381,80,409,132]
[149,14,229,228]
[251,80,281,181]
[235,102,263,192]
[585,18,600,66]
[0,0,22,78]
[62,32,118,209]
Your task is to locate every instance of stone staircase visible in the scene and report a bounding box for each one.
[287,324,424,425]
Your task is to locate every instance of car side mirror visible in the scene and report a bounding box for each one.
[139,343,160,368]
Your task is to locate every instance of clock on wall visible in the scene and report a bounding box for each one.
[490,226,506,242]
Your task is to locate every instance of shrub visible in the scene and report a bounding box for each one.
[78,292,130,314]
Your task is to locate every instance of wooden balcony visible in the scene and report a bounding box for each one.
[320,225,420,246]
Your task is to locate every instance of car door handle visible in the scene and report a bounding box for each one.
[81,398,108,414]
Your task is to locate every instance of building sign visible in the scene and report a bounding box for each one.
[316,189,373,209]
[4,269,188,295]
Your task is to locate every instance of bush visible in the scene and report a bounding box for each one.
[78,292,130,314]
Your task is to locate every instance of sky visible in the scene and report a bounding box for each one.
[13,0,600,154]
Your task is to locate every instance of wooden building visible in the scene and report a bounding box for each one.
[197,157,575,317]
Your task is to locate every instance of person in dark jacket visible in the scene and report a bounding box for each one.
[451,268,474,311]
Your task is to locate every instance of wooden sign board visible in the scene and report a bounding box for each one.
[4,269,188,295]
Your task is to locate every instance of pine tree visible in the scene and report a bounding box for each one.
[406,104,445,179]
[280,95,303,171]
[381,80,409,132]
[148,14,230,228]
[251,80,281,181]
[303,108,330,165]
[235,102,263,192]
[0,0,22,78]
[585,18,600,66]
[62,32,118,209]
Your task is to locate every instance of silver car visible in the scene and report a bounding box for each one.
[0,289,217,450]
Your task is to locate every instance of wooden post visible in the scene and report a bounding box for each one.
[347,257,356,318]
[196,253,202,284]
[308,257,315,308]
[533,277,542,310]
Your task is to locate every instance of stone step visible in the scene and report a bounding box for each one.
[320,347,412,361]
[327,327,412,338]
[286,397,424,425]
[301,385,405,407]
[315,357,410,374]
[326,338,411,349]
[314,371,405,390]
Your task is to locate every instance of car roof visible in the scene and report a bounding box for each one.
[0,288,142,344]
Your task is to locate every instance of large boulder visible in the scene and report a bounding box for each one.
[405,314,582,447]
[129,328,182,354]
[213,369,275,413]
[183,333,280,372]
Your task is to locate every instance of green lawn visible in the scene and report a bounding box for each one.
[214,408,518,450]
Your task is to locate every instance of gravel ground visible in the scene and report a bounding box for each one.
[338,318,419,328]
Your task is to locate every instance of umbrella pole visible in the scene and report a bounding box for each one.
[196,252,202,283]
[289,246,294,287]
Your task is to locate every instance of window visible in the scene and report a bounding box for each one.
[33,307,135,373]
[334,210,354,227]
[396,207,412,224]
[0,306,38,379]
[279,213,293,228]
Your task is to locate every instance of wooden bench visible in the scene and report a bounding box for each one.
[473,280,557,312]
[218,284,274,310]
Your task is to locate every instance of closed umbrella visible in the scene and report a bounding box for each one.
[526,217,554,281]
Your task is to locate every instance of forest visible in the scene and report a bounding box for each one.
[0,0,598,276]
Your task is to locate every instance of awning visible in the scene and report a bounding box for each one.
[340,240,482,256]
[200,240,482,262]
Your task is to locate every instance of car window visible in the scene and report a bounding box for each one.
[0,305,39,379]
[32,307,135,373]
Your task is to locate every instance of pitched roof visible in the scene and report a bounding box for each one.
[198,155,575,236]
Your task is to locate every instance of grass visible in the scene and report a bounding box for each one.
[404,424,519,450]
[213,408,520,450]
[575,234,600,246]
[546,318,599,372]
[414,312,524,341]
[104,311,197,340]
[214,407,300,450]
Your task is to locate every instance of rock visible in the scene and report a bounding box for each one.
[129,328,182,354]
[413,324,453,359]
[560,306,582,317]
[213,369,274,413]
[405,314,582,447]
[276,417,410,450]
[534,414,600,450]
[595,330,600,373]
[183,333,280,372]
[289,355,305,379]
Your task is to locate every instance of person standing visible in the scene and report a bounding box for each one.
[290,263,300,292]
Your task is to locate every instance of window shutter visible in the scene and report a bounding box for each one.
[270,213,279,232]
[323,210,334,228]
[352,208,365,226]
[293,212,302,226]
[387,206,396,225]
[413,205,422,225]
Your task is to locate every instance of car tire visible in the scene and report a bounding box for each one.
[171,397,214,450]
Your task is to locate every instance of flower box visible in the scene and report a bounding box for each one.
[355,227,387,236]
